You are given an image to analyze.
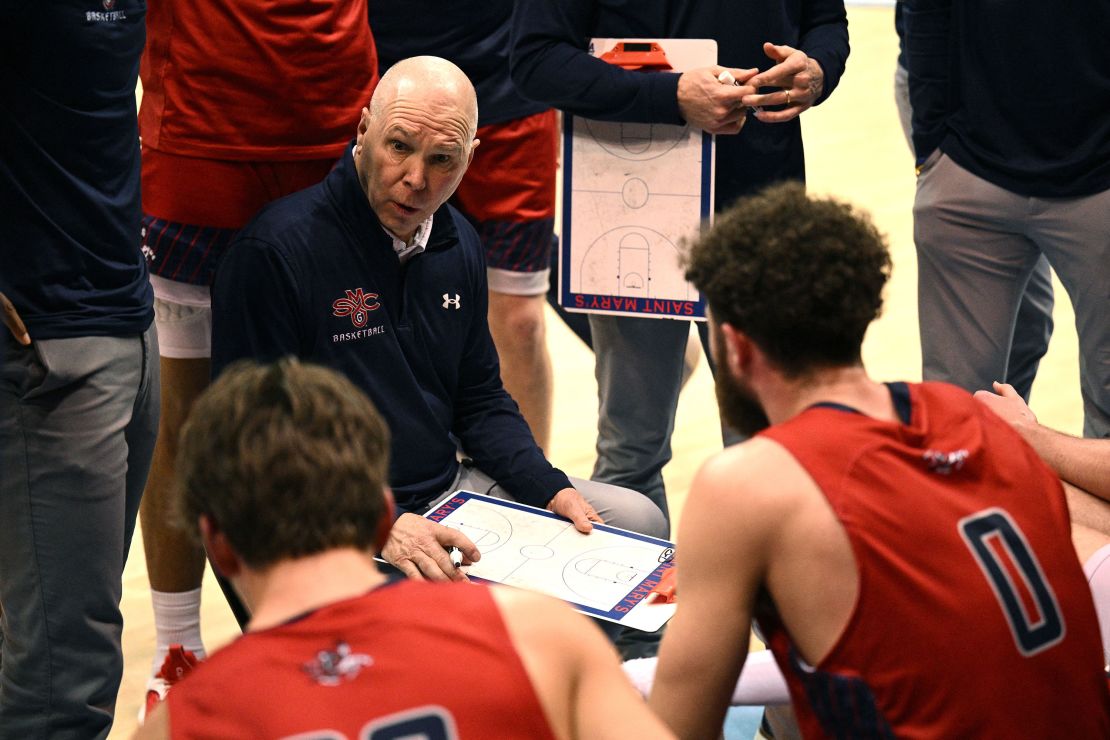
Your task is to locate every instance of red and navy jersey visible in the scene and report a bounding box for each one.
[167,580,557,740]
[757,382,1110,738]
[139,0,377,161]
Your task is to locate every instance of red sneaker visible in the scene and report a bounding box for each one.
[139,644,201,724]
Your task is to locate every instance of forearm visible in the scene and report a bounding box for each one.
[626,650,789,706]
[452,379,569,507]
[454,271,570,506]
[1023,424,1110,502]
[509,0,684,123]
[797,0,850,105]
[649,617,744,738]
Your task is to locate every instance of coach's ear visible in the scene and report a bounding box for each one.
[200,514,241,579]
[374,488,396,555]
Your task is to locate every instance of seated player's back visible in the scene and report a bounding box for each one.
[162,580,558,739]
[758,381,1110,738]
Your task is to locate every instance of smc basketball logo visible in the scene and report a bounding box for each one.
[332,288,381,328]
[86,0,127,20]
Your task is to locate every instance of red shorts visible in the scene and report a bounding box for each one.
[452,110,558,277]
[141,147,338,285]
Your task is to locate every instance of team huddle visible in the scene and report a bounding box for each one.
[3,1,1109,738]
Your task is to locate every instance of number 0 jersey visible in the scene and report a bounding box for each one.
[165,580,557,740]
[757,382,1110,738]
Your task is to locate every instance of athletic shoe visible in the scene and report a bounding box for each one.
[139,644,201,724]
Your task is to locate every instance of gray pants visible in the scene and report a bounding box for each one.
[896,63,1054,401]
[0,327,159,739]
[914,152,1110,437]
[588,313,744,532]
[450,462,668,541]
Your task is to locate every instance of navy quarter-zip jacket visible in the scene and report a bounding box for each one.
[212,150,571,513]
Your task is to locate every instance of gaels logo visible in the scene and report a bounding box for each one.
[102,0,116,8]
[302,641,372,687]
[332,288,381,328]
[923,448,969,475]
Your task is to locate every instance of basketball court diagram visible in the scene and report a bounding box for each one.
[561,38,717,320]
[574,224,697,301]
[426,491,677,631]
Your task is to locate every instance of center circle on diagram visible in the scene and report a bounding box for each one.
[622,178,649,208]
[520,545,555,560]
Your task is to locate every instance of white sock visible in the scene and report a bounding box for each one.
[1084,543,1110,668]
[623,650,789,706]
[150,587,206,677]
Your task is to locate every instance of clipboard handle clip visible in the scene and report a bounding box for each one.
[598,41,674,71]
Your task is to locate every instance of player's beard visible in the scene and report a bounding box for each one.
[715,368,771,437]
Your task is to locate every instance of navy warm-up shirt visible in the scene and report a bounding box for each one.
[510,0,850,208]
[0,1,153,339]
[211,150,571,513]
[369,0,546,128]
[904,0,1110,197]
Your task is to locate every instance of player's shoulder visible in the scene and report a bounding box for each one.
[683,436,822,551]
[695,436,806,505]
[490,586,591,647]
[491,584,575,625]
[489,584,616,687]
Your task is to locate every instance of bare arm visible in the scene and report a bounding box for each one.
[975,382,1110,501]
[649,444,778,738]
[625,650,790,706]
[131,702,169,739]
[495,588,675,740]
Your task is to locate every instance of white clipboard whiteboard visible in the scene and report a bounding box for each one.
[426,491,676,632]
[560,38,717,321]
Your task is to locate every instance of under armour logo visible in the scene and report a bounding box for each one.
[442,293,461,310]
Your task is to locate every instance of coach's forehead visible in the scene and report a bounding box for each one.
[370,56,477,138]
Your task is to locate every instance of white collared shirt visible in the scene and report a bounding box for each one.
[383,215,433,264]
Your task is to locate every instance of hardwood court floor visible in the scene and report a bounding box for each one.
[110,6,1083,735]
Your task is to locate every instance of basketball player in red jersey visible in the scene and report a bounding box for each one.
[649,183,1110,738]
[136,0,378,714]
[976,381,1110,667]
[131,359,673,740]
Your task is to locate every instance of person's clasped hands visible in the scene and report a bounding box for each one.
[678,41,826,134]
[741,42,826,122]
[677,65,758,134]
